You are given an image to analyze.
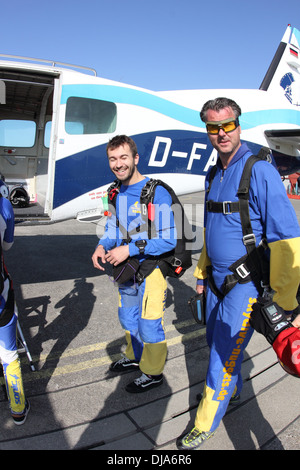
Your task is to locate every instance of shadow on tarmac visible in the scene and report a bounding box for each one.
[0,215,293,449]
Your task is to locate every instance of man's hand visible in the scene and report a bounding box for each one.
[91,244,106,271]
[250,297,292,344]
[292,313,300,329]
[196,283,206,295]
[105,245,130,266]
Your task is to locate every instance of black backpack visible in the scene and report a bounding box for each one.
[107,178,193,281]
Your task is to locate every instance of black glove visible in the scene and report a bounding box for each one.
[250,297,292,344]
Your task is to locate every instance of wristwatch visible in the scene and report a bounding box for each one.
[135,239,147,254]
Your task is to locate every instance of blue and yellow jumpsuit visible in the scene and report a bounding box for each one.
[0,196,27,418]
[194,143,300,432]
[98,177,176,375]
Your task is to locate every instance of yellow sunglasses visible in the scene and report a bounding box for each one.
[206,117,240,135]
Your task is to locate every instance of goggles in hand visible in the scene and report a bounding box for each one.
[206,117,240,135]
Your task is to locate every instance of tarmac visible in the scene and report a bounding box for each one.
[0,191,299,453]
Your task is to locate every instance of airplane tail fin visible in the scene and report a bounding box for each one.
[260,25,300,106]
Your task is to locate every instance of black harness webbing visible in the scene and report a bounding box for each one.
[106,180,158,284]
[106,177,192,283]
[205,147,272,299]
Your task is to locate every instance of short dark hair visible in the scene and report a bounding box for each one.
[106,135,138,157]
[200,97,242,123]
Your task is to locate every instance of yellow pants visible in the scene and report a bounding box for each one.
[3,358,26,415]
[118,268,168,375]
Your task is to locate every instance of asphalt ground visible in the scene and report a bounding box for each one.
[0,190,299,457]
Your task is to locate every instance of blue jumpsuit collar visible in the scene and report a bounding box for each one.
[216,142,251,170]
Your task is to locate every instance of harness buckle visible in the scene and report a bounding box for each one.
[243,233,256,246]
[172,257,182,267]
[236,263,250,279]
[222,201,232,214]
[259,237,268,250]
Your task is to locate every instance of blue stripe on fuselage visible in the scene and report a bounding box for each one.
[61,84,204,129]
[53,130,210,208]
[54,82,300,209]
[61,84,300,129]
[52,127,299,209]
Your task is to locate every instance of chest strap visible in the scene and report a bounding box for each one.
[206,200,239,214]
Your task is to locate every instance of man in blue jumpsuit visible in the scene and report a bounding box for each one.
[0,188,30,424]
[178,97,300,449]
[92,135,176,393]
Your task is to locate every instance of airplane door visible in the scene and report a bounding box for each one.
[46,80,117,221]
[44,77,62,218]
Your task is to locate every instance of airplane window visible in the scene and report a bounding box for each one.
[0,119,36,147]
[44,121,52,148]
[65,97,117,135]
[65,121,84,134]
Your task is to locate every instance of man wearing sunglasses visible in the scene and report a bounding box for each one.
[177,97,300,450]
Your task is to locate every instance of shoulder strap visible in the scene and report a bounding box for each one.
[206,165,218,196]
[140,178,166,204]
[236,147,272,292]
[107,179,121,207]
[140,178,161,239]
[140,178,160,209]
[107,178,151,243]
[106,179,130,242]
[237,147,271,245]
[237,147,271,198]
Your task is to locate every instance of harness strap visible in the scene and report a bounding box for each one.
[206,241,269,300]
[106,178,160,284]
[237,152,271,294]
[206,265,224,300]
[140,178,161,239]
[206,200,239,214]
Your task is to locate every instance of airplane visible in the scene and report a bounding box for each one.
[0,23,299,224]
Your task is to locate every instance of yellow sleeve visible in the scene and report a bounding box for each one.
[269,237,300,310]
[193,228,211,280]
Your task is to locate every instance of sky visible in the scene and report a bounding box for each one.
[1,0,300,92]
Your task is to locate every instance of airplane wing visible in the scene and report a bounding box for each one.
[265,129,300,148]
[264,128,300,174]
